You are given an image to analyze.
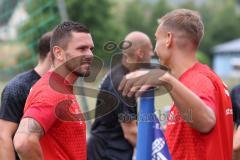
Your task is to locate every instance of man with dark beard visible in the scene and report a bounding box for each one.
[13,21,94,160]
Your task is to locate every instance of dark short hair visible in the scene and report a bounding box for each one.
[38,31,52,60]
[50,21,90,60]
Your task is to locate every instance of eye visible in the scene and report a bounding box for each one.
[77,46,88,51]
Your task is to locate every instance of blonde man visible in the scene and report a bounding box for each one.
[119,9,233,160]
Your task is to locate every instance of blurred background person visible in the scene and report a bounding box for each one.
[0,31,52,160]
[231,85,240,160]
[87,31,153,160]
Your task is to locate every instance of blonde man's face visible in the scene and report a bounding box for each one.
[154,25,171,66]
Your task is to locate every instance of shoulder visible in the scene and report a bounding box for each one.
[24,88,67,114]
[180,65,216,95]
[1,71,30,97]
[27,82,69,109]
[109,64,129,88]
[182,71,215,88]
[3,70,39,94]
[10,70,37,84]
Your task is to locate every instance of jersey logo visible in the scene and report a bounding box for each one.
[225,108,233,115]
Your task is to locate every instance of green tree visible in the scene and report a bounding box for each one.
[123,0,172,44]
[66,0,123,63]
[206,0,240,46]
[172,0,240,65]
[19,0,123,67]
[197,0,240,66]
[196,51,210,65]
[123,0,149,33]
[177,0,197,10]
[0,0,18,26]
[18,0,60,70]
[149,0,172,41]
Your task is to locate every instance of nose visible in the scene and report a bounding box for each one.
[85,49,94,59]
[83,49,93,63]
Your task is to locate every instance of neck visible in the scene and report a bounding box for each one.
[65,73,78,85]
[34,60,50,77]
[50,64,78,85]
[122,58,145,71]
[166,50,198,79]
[122,59,134,71]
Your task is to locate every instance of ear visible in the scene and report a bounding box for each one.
[166,32,173,48]
[136,49,144,61]
[52,46,64,61]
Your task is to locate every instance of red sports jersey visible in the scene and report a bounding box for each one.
[23,72,86,160]
[165,62,233,160]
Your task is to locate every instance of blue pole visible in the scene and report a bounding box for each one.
[136,90,155,160]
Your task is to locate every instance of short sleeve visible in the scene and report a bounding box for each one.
[0,85,24,123]
[184,73,217,113]
[23,101,57,133]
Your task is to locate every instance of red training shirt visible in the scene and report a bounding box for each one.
[165,62,233,160]
[23,71,86,160]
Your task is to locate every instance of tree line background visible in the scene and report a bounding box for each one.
[2,0,240,73]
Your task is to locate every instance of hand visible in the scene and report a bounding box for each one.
[118,68,169,97]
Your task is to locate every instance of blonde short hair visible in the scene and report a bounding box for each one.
[158,9,204,47]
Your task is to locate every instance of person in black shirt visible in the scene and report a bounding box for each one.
[87,31,153,160]
[231,85,240,127]
[231,85,240,160]
[0,32,52,160]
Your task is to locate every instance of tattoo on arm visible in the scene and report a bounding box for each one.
[16,118,44,137]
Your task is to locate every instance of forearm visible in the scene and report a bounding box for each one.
[0,137,16,160]
[13,118,44,160]
[233,126,240,151]
[125,131,137,147]
[15,137,43,160]
[233,127,240,160]
[233,151,240,160]
[121,120,137,147]
[161,73,216,133]
[17,146,43,160]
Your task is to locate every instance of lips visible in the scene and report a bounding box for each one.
[81,63,91,71]
[82,63,91,67]
[82,61,92,65]
[81,59,93,65]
